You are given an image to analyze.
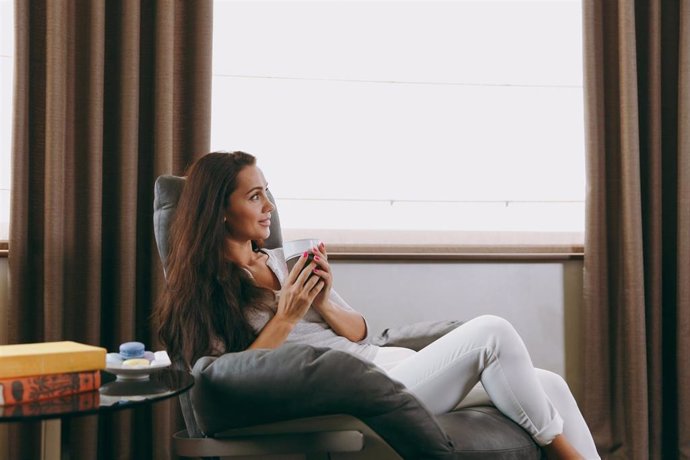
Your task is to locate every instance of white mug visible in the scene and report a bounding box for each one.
[282,238,321,273]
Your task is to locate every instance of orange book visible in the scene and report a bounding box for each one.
[0,370,101,406]
[0,341,106,379]
[0,390,100,416]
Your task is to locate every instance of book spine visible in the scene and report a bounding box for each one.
[0,370,101,406]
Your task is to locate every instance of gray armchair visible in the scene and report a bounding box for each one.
[153,175,543,459]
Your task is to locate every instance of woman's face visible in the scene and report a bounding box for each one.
[224,165,275,241]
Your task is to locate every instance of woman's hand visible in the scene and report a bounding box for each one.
[307,242,367,342]
[248,253,323,350]
[310,242,333,311]
[276,251,325,325]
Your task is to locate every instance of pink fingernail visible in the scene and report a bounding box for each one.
[303,251,308,257]
[314,256,320,261]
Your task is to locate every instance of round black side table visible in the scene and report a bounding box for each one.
[0,369,194,460]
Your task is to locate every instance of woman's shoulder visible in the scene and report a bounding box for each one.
[260,247,287,287]
[262,247,285,262]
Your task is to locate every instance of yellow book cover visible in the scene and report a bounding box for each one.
[0,341,106,379]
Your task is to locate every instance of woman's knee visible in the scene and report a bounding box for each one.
[535,368,571,397]
[471,314,517,339]
[466,315,526,358]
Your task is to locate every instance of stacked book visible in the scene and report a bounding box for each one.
[0,341,106,407]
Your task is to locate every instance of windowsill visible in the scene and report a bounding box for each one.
[0,232,586,261]
[282,229,584,261]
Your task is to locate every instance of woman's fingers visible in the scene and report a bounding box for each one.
[289,272,323,317]
[312,267,331,283]
[286,252,310,284]
[311,246,331,274]
[308,279,326,301]
[287,243,327,284]
[304,271,322,290]
[312,242,327,260]
[281,244,329,319]
[294,260,317,287]
[312,256,328,273]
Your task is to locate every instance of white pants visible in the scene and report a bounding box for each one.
[372,315,600,460]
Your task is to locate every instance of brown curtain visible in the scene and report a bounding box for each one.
[582,1,689,459]
[5,0,212,458]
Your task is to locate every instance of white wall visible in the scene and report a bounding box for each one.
[0,256,585,400]
[330,259,585,400]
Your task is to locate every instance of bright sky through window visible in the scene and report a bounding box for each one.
[0,0,14,241]
[0,1,586,243]
[211,1,585,233]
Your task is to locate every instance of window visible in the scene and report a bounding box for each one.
[0,0,13,241]
[212,0,585,237]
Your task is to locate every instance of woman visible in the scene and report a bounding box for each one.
[154,151,599,460]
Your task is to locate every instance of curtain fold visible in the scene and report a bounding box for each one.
[6,1,213,458]
[582,1,690,458]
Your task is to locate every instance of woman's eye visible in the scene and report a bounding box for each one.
[250,194,259,201]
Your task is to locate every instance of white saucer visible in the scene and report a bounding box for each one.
[104,350,172,381]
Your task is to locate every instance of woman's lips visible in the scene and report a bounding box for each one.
[259,219,271,227]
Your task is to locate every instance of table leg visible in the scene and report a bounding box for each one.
[41,419,61,460]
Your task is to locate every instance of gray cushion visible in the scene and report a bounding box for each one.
[191,344,457,459]
[437,407,543,459]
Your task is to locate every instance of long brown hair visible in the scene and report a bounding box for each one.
[154,151,274,366]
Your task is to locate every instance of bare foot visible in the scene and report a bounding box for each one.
[542,434,585,460]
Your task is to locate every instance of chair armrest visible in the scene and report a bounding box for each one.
[370,320,464,351]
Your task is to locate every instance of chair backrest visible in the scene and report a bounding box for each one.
[153,175,284,273]
[152,174,283,437]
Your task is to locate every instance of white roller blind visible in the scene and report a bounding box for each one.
[211,0,584,233]
[0,0,14,241]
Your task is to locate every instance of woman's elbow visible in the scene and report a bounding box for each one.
[351,317,368,342]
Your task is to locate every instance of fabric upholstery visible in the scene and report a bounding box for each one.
[7,1,213,458]
[582,1,690,457]
[437,408,543,459]
[192,344,456,459]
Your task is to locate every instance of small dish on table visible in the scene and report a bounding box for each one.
[104,350,171,381]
